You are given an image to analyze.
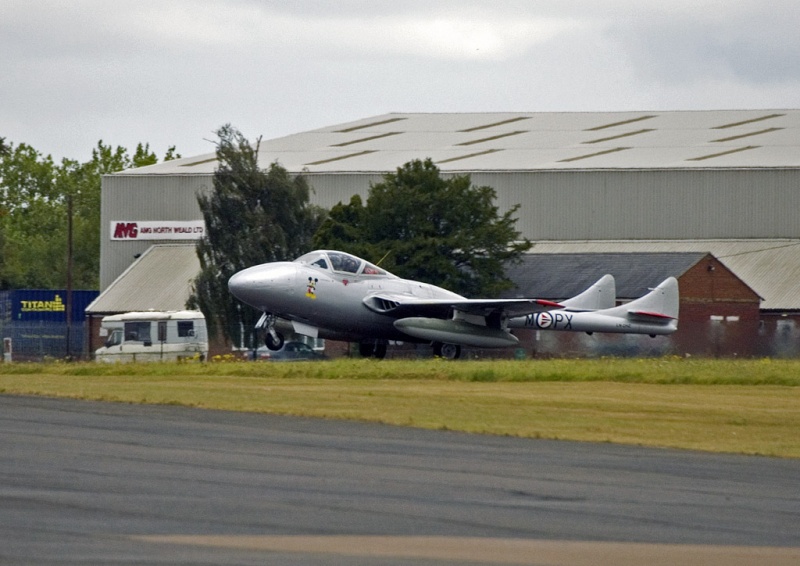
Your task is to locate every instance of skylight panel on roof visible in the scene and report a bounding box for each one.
[558,147,631,162]
[712,114,785,129]
[686,146,760,161]
[305,150,376,166]
[180,157,218,167]
[710,128,784,143]
[457,131,527,146]
[583,129,656,144]
[437,149,503,164]
[331,132,402,147]
[460,117,531,132]
[585,115,657,131]
[335,117,407,133]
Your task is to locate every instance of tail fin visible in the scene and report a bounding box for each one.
[619,277,679,321]
[561,274,616,311]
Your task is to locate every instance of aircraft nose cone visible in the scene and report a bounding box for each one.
[228,263,297,309]
[227,270,256,302]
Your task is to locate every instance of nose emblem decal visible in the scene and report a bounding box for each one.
[305,277,318,299]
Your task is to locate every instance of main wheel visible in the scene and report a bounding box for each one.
[264,331,285,351]
[433,342,461,360]
[359,341,387,359]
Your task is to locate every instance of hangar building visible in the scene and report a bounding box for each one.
[88,110,800,356]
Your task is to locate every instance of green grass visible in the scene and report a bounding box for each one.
[1,358,798,457]
[3,356,799,384]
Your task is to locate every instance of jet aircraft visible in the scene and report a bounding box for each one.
[228,250,679,359]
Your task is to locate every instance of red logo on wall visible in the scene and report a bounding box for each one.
[113,222,139,239]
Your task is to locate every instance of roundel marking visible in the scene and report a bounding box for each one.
[536,312,553,329]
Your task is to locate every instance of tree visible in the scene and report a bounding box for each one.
[0,142,61,288]
[189,124,325,346]
[313,158,531,297]
[131,142,181,168]
[0,138,180,289]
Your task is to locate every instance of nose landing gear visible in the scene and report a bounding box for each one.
[257,312,285,351]
[264,330,285,351]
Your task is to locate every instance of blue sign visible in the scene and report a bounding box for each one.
[1,290,98,323]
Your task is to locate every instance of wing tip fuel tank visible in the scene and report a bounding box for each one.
[394,317,519,348]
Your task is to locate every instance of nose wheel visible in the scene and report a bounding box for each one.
[256,312,284,351]
[264,330,284,351]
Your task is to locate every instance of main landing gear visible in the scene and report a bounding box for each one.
[357,341,461,360]
[359,341,387,359]
[433,342,461,360]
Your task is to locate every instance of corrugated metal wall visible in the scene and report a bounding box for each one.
[469,169,800,241]
[100,175,210,289]
[303,173,384,208]
[304,169,800,242]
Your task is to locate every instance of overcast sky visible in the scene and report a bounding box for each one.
[3,0,799,162]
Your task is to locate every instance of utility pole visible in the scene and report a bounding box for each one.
[66,193,73,360]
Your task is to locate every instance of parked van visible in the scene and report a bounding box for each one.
[95,310,208,362]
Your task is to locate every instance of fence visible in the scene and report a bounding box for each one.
[0,321,89,362]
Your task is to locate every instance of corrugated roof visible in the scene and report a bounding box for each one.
[502,253,707,300]
[125,110,800,175]
[526,240,800,310]
[86,244,199,314]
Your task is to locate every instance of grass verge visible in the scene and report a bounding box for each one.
[1,358,798,457]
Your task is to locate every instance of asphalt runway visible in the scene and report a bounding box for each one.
[1,395,798,565]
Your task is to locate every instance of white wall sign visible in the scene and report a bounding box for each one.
[110,220,205,241]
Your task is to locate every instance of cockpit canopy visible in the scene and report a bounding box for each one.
[295,250,393,277]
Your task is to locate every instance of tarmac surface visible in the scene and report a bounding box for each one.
[1,395,798,565]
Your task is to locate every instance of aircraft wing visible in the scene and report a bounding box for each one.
[363,294,563,319]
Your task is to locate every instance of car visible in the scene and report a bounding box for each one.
[252,341,325,361]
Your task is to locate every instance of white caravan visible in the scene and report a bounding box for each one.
[95,310,208,362]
